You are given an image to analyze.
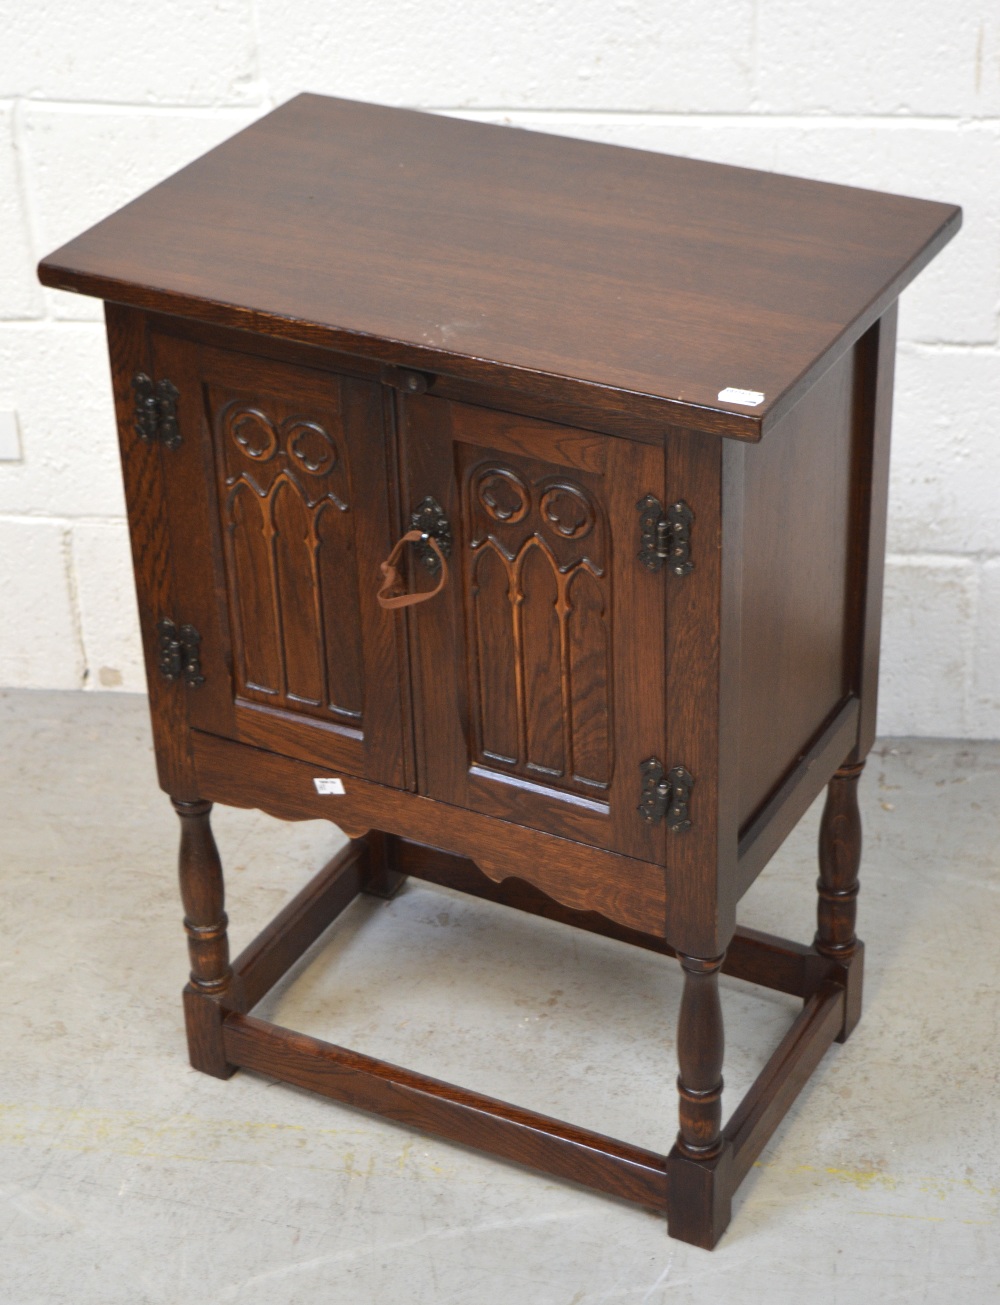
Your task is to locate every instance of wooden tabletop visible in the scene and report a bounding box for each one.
[38,94,960,440]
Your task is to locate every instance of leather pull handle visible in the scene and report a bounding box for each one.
[376,529,450,610]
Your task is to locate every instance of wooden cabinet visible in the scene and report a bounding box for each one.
[39,93,959,1248]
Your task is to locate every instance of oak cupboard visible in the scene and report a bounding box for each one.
[38,95,960,1247]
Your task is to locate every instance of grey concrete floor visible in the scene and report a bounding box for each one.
[1,688,998,1304]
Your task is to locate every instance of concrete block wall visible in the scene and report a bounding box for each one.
[1,1,998,736]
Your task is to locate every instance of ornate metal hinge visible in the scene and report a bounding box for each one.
[157,619,205,688]
[410,496,453,575]
[636,494,693,576]
[638,758,694,831]
[133,373,181,449]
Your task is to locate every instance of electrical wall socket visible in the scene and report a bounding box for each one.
[0,411,22,462]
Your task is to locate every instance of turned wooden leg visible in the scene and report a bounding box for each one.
[675,951,726,1158]
[664,950,732,1248]
[816,761,865,1042]
[173,798,240,1078]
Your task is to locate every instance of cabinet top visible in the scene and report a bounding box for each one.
[38,94,959,441]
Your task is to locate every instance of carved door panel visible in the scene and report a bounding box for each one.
[152,331,409,788]
[401,397,667,862]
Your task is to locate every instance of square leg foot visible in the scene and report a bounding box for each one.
[183,984,238,1079]
[833,939,864,1044]
[665,1143,733,1250]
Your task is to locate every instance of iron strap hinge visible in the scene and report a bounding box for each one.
[132,372,181,449]
[636,494,693,575]
[157,619,205,688]
[638,758,694,831]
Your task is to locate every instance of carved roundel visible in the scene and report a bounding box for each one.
[476,468,529,524]
[540,483,595,540]
[286,420,338,476]
[226,405,278,460]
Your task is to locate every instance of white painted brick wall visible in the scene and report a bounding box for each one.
[972,559,1000,728]
[71,522,147,692]
[1,2,997,738]
[0,519,82,687]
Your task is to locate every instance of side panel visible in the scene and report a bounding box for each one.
[733,311,898,894]
[846,305,898,765]
[401,396,667,863]
[104,303,198,800]
[735,347,859,831]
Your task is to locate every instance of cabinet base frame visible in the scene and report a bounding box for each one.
[186,832,860,1250]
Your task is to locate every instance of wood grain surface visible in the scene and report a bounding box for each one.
[41,94,959,439]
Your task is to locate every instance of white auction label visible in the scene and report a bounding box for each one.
[718,387,765,407]
[313,777,346,795]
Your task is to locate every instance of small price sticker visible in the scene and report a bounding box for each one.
[313,777,346,795]
[718,386,765,407]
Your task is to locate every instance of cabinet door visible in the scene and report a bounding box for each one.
[401,396,667,862]
[152,331,409,788]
